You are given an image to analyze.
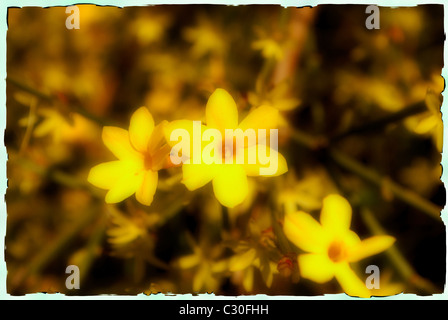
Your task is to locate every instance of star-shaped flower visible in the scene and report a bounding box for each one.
[88,107,169,206]
[283,194,395,298]
[164,88,288,208]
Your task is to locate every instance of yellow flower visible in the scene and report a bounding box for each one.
[229,245,279,293]
[228,209,280,292]
[412,90,443,152]
[164,88,288,208]
[248,81,301,112]
[278,168,337,213]
[283,194,395,298]
[106,206,159,248]
[183,15,226,58]
[88,107,170,206]
[130,12,171,46]
[176,238,227,293]
[19,107,98,144]
[252,38,284,61]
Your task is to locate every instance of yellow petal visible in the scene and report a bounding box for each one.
[193,264,206,292]
[105,170,144,204]
[275,98,301,111]
[211,260,228,273]
[182,163,217,191]
[102,126,142,161]
[147,120,169,155]
[33,119,56,138]
[229,248,257,272]
[206,88,238,133]
[129,107,154,153]
[298,253,335,283]
[342,230,362,249]
[238,105,279,132]
[164,119,192,147]
[283,211,329,253]
[320,194,352,236]
[242,267,254,292]
[414,115,437,134]
[435,121,443,152]
[347,235,395,262]
[370,282,404,297]
[178,253,200,269]
[212,164,248,208]
[135,170,158,206]
[88,160,140,190]
[334,263,371,298]
[242,145,288,177]
[425,90,442,115]
[163,120,209,161]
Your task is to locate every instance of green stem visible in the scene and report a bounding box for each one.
[255,57,276,96]
[289,128,442,221]
[19,97,38,155]
[290,128,327,150]
[10,205,101,291]
[330,100,428,142]
[360,208,439,294]
[329,148,442,221]
[77,218,107,287]
[270,179,296,256]
[7,77,53,101]
[7,77,108,126]
[13,154,103,198]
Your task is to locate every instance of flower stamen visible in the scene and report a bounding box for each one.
[327,240,347,263]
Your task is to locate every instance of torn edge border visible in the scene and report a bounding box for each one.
[0,0,446,301]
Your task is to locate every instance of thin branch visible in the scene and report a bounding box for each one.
[329,148,442,221]
[289,128,443,221]
[7,77,109,126]
[361,208,440,294]
[330,101,428,143]
[10,205,102,292]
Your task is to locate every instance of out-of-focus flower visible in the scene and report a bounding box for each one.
[88,107,170,206]
[176,237,227,293]
[278,168,338,213]
[227,208,281,292]
[107,206,153,247]
[19,108,98,144]
[164,88,288,208]
[283,194,395,298]
[399,158,442,196]
[248,81,301,113]
[183,15,226,58]
[252,38,284,61]
[130,12,171,46]
[404,73,444,152]
[412,94,443,152]
[229,243,279,292]
[144,76,183,115]
[105,206,168,273]
[333,71,405,112]
[248,81,300,132]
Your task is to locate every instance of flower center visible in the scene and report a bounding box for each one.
[221,138,237,161]
[327,240,347,263]
[221,136,247,162]
[144,153,153,171]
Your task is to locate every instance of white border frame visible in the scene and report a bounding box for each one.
[0,0,446,300]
